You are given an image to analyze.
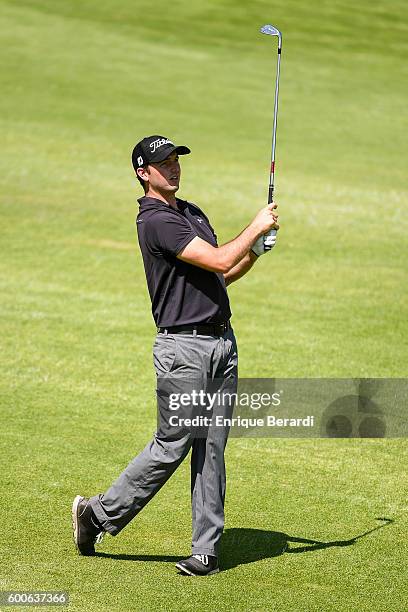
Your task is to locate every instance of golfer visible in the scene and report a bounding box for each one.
[72,135,279,576]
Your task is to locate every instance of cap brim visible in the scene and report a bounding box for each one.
[153,144,191,162]
[174,145,191,156]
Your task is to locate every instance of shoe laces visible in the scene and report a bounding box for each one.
[193,554,208,566]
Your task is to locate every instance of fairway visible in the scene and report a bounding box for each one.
[1,0,407,610]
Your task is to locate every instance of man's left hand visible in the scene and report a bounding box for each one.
[251,232,278,257]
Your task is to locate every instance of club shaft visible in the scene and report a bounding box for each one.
[268,43,281,204]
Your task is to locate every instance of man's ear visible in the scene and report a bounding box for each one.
[137,166,149,182]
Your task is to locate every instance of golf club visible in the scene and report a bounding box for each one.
[260,24,282,250]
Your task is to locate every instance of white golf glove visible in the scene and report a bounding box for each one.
[251,230,277,257]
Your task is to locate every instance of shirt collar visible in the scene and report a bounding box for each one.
[138,196,187,212]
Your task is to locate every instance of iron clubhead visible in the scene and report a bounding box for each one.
[260,24,282,38]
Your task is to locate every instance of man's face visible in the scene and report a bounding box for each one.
[139,152,181,194]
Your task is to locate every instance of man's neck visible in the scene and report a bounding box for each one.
[145,188,177,209]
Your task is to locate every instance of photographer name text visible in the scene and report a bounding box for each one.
[168,415,315,429]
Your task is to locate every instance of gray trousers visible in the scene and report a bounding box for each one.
[90,328,238,556]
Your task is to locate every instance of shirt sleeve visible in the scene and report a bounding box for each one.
[147,211,197,256]
[186,202,218,244]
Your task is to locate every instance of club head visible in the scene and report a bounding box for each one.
[260,24,282,40]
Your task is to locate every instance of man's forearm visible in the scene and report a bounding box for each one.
[177,205,278,274]
[224,251,258,286]
[217,225,261,273]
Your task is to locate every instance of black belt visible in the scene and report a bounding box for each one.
[158,321,231,337]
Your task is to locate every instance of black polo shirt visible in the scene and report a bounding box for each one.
[136,196,231,327]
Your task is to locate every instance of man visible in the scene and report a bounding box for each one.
[72,135,279,576]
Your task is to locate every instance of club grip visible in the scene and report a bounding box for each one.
[264,185,276,250]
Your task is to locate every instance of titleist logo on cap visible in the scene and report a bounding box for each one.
[149,138,174,153]
[132,135,190,172]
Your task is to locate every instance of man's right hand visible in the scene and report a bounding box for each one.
[251,203,279,236]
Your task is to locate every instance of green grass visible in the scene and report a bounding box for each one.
[1,0,407,610]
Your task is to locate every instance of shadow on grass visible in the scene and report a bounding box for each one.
[94,530,358,569]
[219,518,394,570]
[95,553,184,562]
[94,518,393,571]
[219,528,355,570]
